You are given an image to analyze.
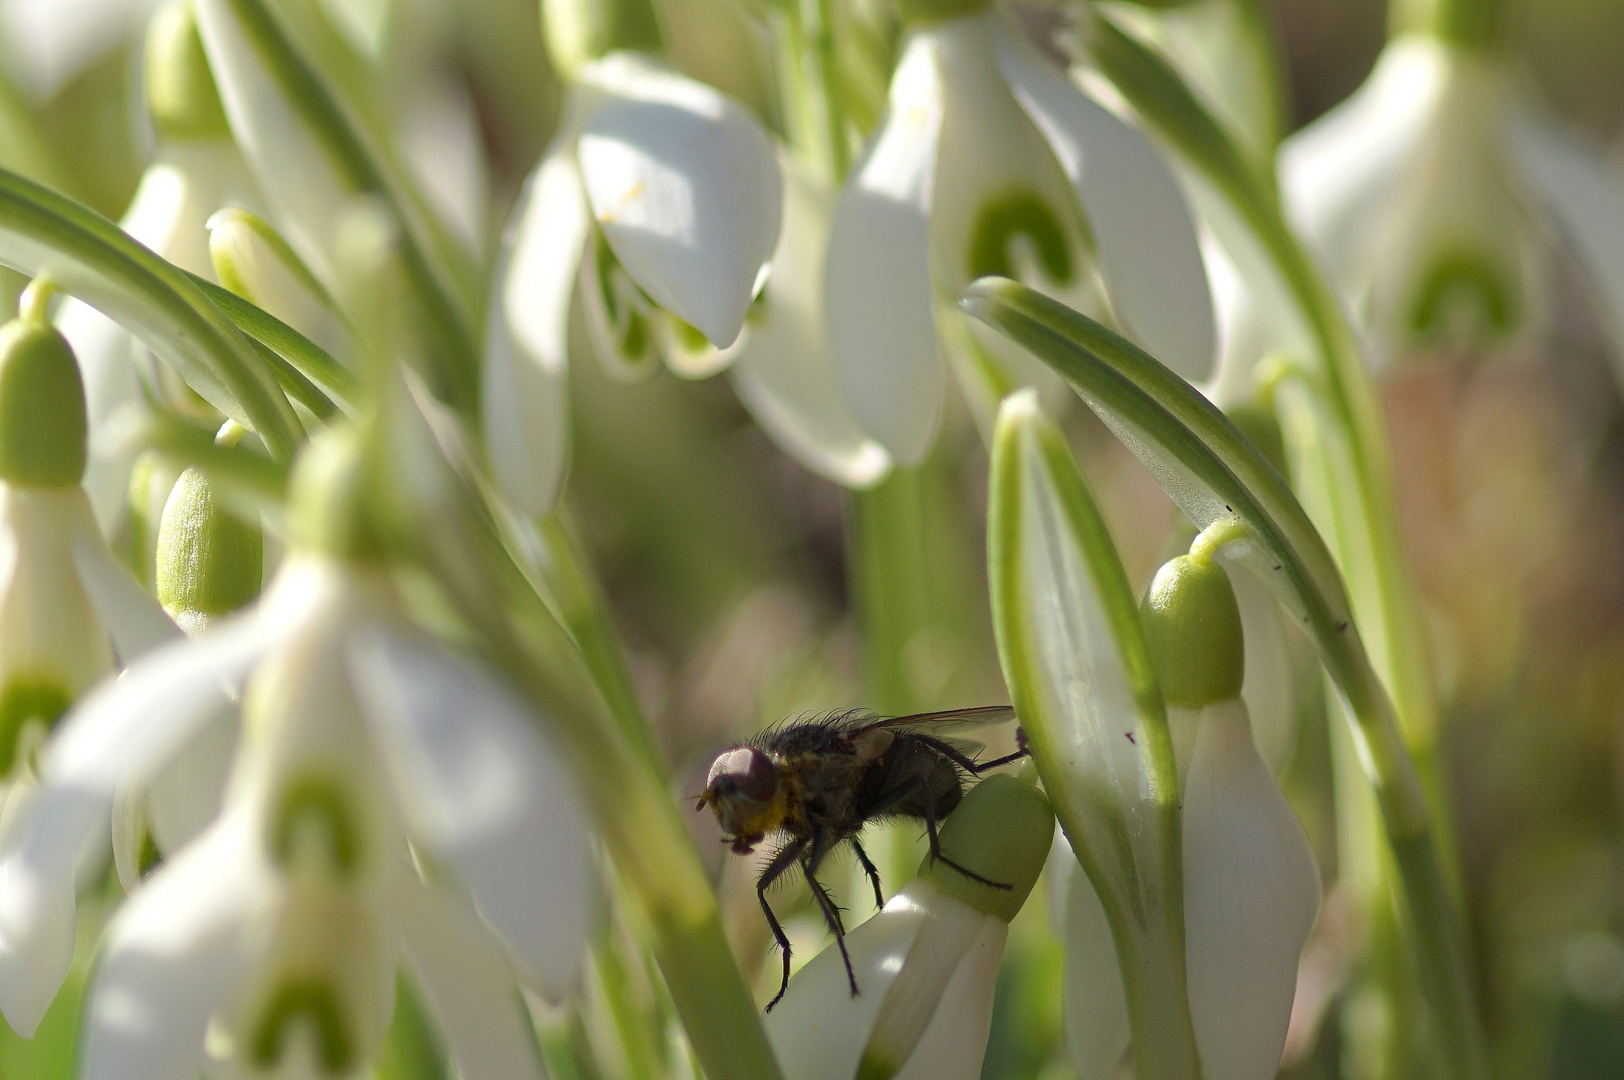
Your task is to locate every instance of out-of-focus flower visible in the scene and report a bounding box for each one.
[764,769,1053,1080]
[0,310,179,1034]
[0,0,163,101]
[826,5,1214,465]
[483,0,782,515]
[1280,21,1624,373]
[0,430,593,1072]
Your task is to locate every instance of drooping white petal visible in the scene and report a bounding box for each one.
[43,607,276,795]
[399,75,490,256]
[482,146,586,518]
[1183,698,1319,1080]
[1507,109,1624,383]
[730,161,892,488]
[79,819,262,1080]
[765,885,931,1080]
[888,913,1006,1080]
[192,0,357,288]
[994,16,1215,382]
[1053,842,1130,1080]
[56,299,144,532]
[397,875,547,1080]
[1278,36,1447,292]
[347,630,593,1000]
[145,703,238,855]
[576,51,782,348]
[825,33,944,466]
[68,502,182,664]
[0,0,162,100]
[0,783,102,1036]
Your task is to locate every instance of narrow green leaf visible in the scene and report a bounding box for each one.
[0,166,302,460]
[188,272,359,408]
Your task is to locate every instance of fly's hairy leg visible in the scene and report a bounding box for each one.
[758,838,808,1012]
[966,727,1031,773]
[850,838,885,910]
[803,833,860,998]
[919,775,1013,891]
[907,730,1030,776]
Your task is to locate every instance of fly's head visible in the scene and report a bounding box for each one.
[696,745,783,854]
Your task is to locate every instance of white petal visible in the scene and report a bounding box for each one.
[146,704,239,855]
[483,148,586,517]
[347,631,593,999]
[1278,37,1447,292]
[68,503,183,664]
[890,915,1006,1080]
[1055,844,1130,1080]
[397,876,547,1080]
[1231,565,1297,776]
[192,0,357,288]
[1183,698,1320,1080]
[56,298,144,533]
[0,487,114,697]
[43,608,274,794]
[576,51,782,347]
[730,161,892,488]
[994,16,1215,382]
[1507,109,1624,384]
[765,885,931,1080]
[825,33,944,466]
[0,0,161,99]
[399,76,490,257]
[80,819,261,1080]
[0,783,102,1036]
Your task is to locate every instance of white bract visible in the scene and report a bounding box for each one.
[0,549,594,1074]
[827,9,1214,466]
[484,51,782,515]
[1280,33,1624,374]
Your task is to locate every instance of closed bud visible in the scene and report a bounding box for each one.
[146,0,232,141]
[155,466,264,635]
[918,766,1053,922]
[1140,554,1244,709]
[0,317,88,489]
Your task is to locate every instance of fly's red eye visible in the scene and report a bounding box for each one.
[707,746,779,803]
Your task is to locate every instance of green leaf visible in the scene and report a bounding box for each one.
[0,167,303,460]
[188,272,358,411]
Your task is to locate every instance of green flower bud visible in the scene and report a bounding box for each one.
[156,466,264,632]
[1140,555,1245,709]
[0,318,88,489]
[919,765,1054,922]
[542,0,662,80]
[146,0,231,141]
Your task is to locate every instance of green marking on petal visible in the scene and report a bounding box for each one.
[271,775,360,876]
[137,827,163,877]
[249,976,355,1074]
[968,190,1072,286]
[1406,250,1518,340]
[0,676,70,775]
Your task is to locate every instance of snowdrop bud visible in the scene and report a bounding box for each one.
[145,0,231,141]
[0,317,88,489]
[287,428,383,561]
[155,466,263,635]
[1139,555,1244,709]
[917,768,1053,922]
[541,0,661,80]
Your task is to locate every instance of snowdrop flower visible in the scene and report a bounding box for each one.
[0,308,181,1031]
[1057,551,1320,1080]
[59,0,263,531]
[764,769,1053,1080]
[0,0,163,100]
[827,4,1214,465]
[1280,12,1624,372]
[0,429,593,1073]
[483,0,782,515]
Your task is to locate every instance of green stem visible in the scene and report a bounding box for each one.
[0,166,302,461]
[848,466,942,715]
[1391,0,1503,50]
[811,0,849,178]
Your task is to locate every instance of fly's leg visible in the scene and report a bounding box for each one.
[910,728,1031,776]
[921,781,1013,891]
[967,727,1031,773]
[850,838,885,910]
[758,839,807,1012]
[802,855,859,998]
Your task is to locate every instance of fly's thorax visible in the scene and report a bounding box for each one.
[0,486,112,777]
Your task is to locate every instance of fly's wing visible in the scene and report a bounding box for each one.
[844,705,1021,760]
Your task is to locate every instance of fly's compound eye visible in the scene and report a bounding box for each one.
[706,746,779,804]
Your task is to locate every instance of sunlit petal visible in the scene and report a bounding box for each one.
[1183,698,1319,1080]
[577,51,782,348]
[1053,841,1131,1080]
[68,499,182,664]
[348,630,593,1000]
[825,33,944,466]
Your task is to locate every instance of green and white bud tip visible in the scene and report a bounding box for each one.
[1140,553,1244,710]
[146,0,231,141]
[0,315,88,489]
[156,466,264,633]
[287,426,386,561]
[918,764,1053,923]
[541,0,662,80]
